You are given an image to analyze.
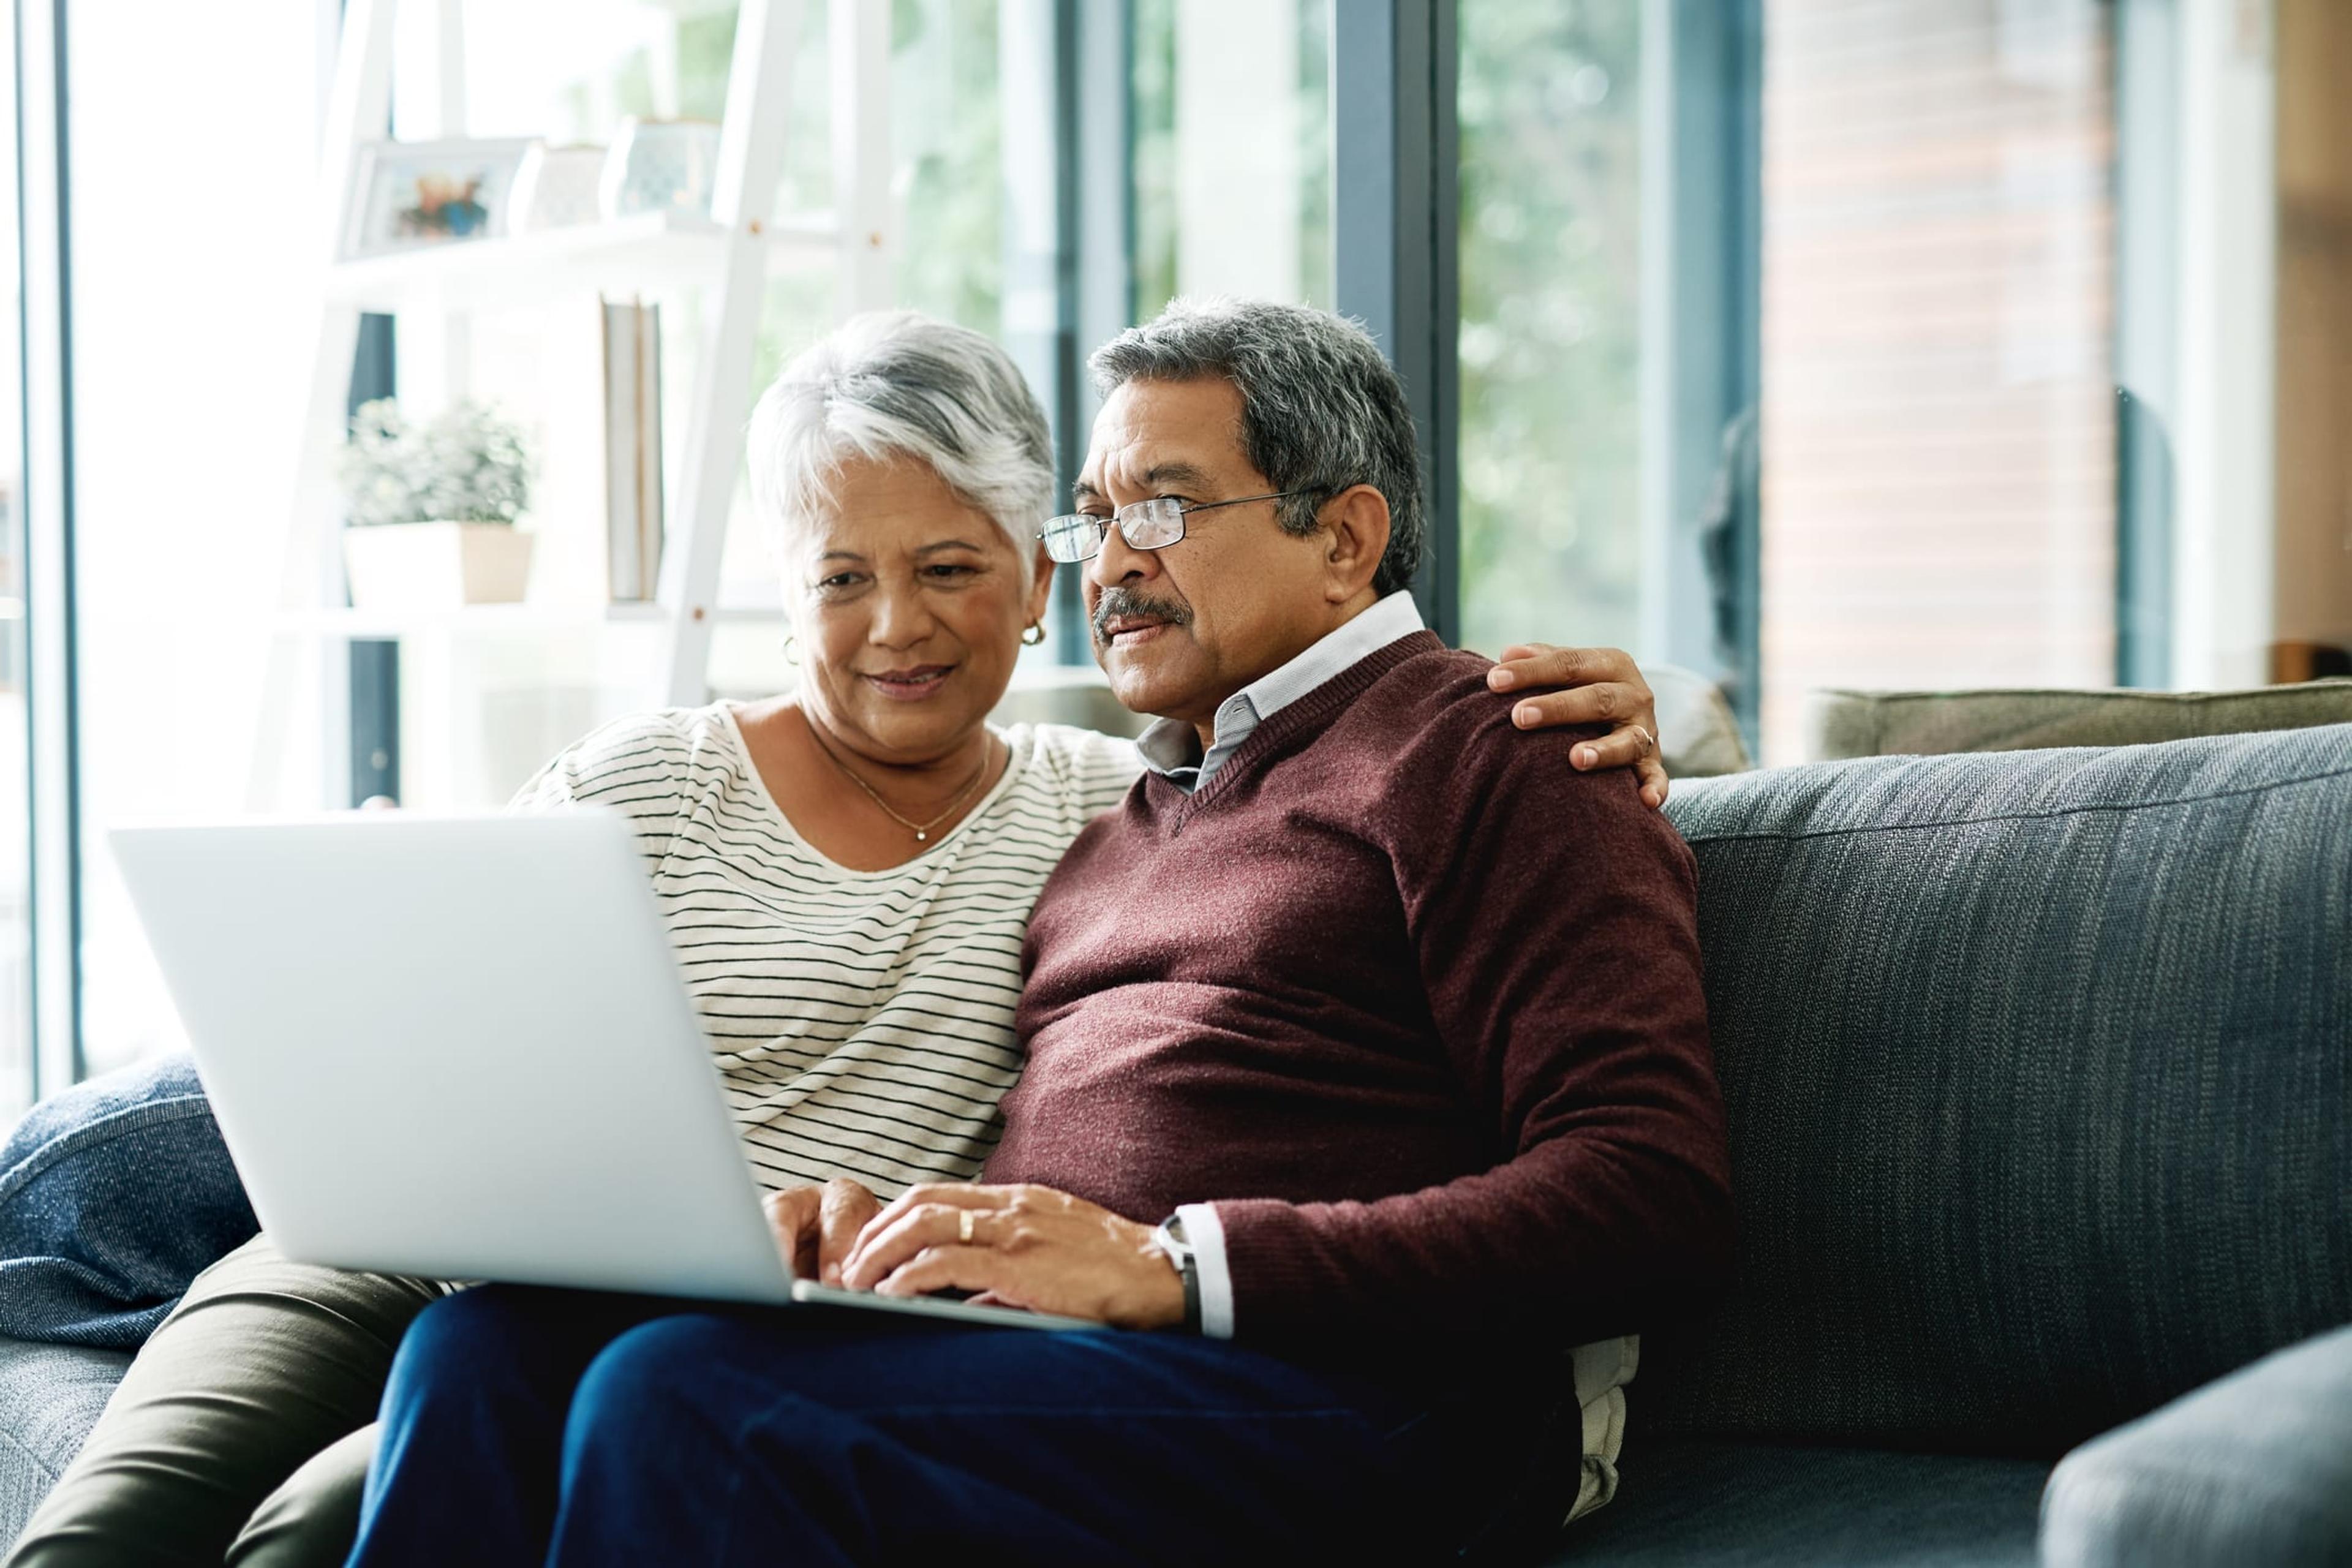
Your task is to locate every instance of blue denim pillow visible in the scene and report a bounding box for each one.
[0,1052,257,1348]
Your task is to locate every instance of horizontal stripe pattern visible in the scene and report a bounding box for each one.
[511,703,1140,1197]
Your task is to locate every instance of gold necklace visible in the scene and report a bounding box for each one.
[804,719,997,845]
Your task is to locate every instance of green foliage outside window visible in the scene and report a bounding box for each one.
[891,0,1003,337]
[1457,0,1642,657]
[1131,0,1331,319]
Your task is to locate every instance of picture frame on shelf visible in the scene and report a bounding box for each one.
[510,141,608,235]
[342,138,535,260]
[600,118,723,221]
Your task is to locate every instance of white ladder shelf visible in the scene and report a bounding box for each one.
[254,0,893,809]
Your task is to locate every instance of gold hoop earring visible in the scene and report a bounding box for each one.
[782,635,799,666]
[1020,622,1046,647]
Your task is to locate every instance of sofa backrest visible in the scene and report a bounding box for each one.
[1804,679,2352,760]
[1648,722,2352,1456]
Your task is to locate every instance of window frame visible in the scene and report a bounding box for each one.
[18,0,81,1100]
[1332,0,1461,646]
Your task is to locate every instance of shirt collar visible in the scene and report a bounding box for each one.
[1135,591,1427,783]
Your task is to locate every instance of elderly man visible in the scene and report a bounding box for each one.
[347,300,1733,1566]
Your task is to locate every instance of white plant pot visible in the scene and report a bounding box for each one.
[343,522,535,611]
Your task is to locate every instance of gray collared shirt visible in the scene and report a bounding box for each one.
[1135,590,1428,794]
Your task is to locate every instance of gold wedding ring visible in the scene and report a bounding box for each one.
[959,1208,975,1245]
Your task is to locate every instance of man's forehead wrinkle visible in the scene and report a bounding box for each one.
[1142,461,1216,491]
[1091,394,1254,499]
[1099,437,1158,497]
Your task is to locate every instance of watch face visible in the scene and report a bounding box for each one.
[1153,1217,1196,1267]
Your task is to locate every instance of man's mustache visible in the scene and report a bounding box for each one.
[1090,589,1193,646]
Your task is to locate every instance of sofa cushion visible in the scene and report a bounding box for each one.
[1803,679,2352,760]
[2040,1321,2352,1567]
[1648,663,1752,778]
[1545,1439,2047,1566]
[1648,723,2352,1453]
[0,1336,130,1552]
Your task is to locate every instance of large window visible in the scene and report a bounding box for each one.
[1456,0,2125,761]
[4,2,2317,1090]
[59,0,1049,1071]
[68,0,325,1076]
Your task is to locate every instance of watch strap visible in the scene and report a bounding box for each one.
[1152,1216,1203,1333]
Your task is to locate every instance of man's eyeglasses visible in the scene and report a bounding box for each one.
[1037,490,1316,565]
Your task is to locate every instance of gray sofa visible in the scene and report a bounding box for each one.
[4,722,2348,1563]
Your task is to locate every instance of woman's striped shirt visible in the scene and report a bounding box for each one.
[510,703,1141,1196]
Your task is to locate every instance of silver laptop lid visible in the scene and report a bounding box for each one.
[110,810,794,1303]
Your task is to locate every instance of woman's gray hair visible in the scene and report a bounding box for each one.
[748,310,1055,586]
[1087,297,1426,597]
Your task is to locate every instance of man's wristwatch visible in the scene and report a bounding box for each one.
[1150,1215,1203,1333]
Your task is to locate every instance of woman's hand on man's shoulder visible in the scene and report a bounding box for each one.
[1485,643,1669,809]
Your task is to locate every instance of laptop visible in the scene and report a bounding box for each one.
[109,809,1092,1332]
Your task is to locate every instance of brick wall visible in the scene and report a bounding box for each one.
[1759,0,2117,760]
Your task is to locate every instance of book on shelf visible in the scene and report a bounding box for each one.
[600,296,665,601]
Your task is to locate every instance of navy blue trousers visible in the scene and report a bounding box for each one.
[344,1285,1552,1567]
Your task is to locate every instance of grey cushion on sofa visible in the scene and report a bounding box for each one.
[1648,664,1752,778]
[2040,1321,2352,1567]
[1640,722,2351,1457]
[0,1338,130,1549]
[1804,678,2352,760]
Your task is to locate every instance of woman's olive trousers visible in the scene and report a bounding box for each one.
[6,1235,446,1568]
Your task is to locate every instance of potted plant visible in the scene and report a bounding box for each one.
[336,398,536,609]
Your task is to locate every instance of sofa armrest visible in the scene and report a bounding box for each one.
[2041,1322,2352,1567]
[0,1336,134,1553]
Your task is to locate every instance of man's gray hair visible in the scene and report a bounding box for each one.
[1087,297,1425,597]
[748,310,1054,586]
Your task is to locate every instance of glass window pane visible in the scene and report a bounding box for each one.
[69,0,328,1076]
[1758,0,2116,760]
[1457,1,1644,659]
[1131,0,1330,319]
[1458,1,2120,761]
[894,0,1003,336]
[66,0,846,1068]
[720,0,1028,697]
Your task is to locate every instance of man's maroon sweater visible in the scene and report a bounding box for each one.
[986,631,1735,1348]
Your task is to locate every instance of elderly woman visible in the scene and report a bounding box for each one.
[4,309,1664,1568]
